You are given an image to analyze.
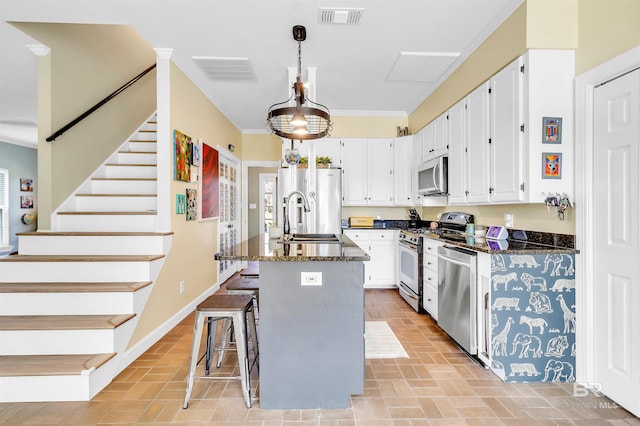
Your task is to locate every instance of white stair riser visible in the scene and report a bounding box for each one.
[0,261,158,282]
[0,286,152,315]
[104,165,156,179]
[127,141,157,152]
[133,130,157,141]
[18,235,166,255]
[75,196,156,212]
[91,179,157,194]
[0,357,118,402]
[116,152,157,164]
[55,214,157,232]
[0,323,133,355]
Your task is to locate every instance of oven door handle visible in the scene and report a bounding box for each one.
[399,242,419,251]
[398,283,419,301]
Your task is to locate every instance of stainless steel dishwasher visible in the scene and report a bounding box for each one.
[437,245,477,355]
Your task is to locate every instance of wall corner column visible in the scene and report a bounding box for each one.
[154,48,173,232]
[29,44,52,231]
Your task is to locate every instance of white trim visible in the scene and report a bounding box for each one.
[154,48,173,232]
[574,45,640,383]
[115,283,220,377]
[258,172,277,234]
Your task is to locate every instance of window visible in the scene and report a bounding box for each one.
[0,168,8,249]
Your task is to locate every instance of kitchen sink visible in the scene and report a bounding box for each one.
[281,233,341,243]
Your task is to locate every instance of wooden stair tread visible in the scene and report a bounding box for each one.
[0,281,152,293]
[75,193,157,197]
[0,314,136,330]
[16,231,172,236]
[57,211,156,215]
[117,151,156,154]
[0,353,117,376]
[0,254,164,262]
[91,177,157,181]
[105,163,156,167]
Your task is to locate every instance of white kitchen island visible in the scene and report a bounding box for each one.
[215,234,369,409]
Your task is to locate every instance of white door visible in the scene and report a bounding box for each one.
[259,173,277,233]
[218,151,241,283]
[593,68,640,415]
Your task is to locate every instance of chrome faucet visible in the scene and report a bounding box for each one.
[283,190,310,235]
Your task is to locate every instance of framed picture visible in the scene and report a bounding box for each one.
[542,152,562,179]
[186,188,198,221]
[174,129,191,182]
[542,117,562,144]
[192,139,202,167]
[176,194,186,214]
[20,178,33,192]
[200,141,220,220]
[21,195,34,208]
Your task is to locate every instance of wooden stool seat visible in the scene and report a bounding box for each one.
[226,277,260,292]
[183,293,258,409]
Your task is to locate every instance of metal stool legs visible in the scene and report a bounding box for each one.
[183,297,258,409]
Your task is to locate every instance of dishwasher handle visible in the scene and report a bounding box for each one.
[438,251,476,268]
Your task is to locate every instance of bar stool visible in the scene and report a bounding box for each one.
[240,263,259,278]
[183,294,258,409]
[218,277,260,368]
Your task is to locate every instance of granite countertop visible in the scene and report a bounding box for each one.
[423,233,579,254]
[214,234,370,262]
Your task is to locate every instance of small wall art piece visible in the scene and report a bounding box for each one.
[20,178,33,192]
[542,153,562,179]
[186,188,198,221]
[542,117,562,144]
[176,193,186,214]
[21,195,34,208]
[174,129,191,182]
[192,139,202,167]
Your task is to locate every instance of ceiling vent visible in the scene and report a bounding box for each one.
[318,7,363,25]
[192,56,256,81]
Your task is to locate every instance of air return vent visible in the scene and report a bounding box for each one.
[318,7,363,25]
[192,56,256,81]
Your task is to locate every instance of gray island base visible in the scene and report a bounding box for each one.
[259,261,364,409]
[214,234,369,409]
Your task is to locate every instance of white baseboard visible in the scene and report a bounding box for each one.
[114,283,220,377]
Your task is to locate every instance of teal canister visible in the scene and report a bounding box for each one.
[466,223,475,235]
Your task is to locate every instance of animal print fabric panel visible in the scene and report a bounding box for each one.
[489,253,576,383]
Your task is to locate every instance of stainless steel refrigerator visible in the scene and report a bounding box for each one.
[276,167,342,235]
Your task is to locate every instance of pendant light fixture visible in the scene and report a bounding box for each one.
[266,25,332,140]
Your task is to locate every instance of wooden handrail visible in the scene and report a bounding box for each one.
[46,64,156,142]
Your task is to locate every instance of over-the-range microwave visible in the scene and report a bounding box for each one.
[417,156,448,196]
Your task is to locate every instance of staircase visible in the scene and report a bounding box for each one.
[0,114,173,402]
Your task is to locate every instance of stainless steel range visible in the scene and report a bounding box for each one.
[398,227,438,313]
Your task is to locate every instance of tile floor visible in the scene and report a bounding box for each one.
[1,287,639,425]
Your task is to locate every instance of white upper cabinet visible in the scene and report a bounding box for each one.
[447,98,468,204]
[342,138,394,206]
[420,111,449,164]
[448,49,574,205]
[490,57,524,202]
[411,134,423,206]
[393,135,413,206]
[466,82,492,203]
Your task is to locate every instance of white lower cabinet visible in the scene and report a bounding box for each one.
[343,229,397,288]
[422,238,444,319]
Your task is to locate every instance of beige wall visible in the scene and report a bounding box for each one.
[129,61,241,346]
[17,23,157,228]
[575,0,640,74]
